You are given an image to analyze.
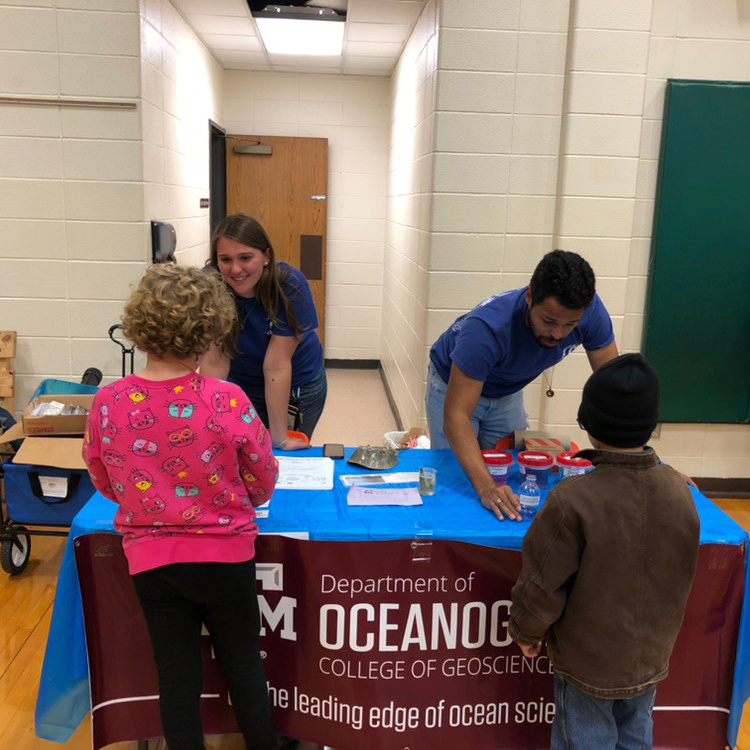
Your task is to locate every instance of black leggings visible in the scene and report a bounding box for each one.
[132,560,277,750]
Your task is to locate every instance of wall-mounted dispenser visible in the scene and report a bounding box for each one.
[151,221,176,263]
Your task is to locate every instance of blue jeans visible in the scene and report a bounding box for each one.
[241,367,327,441]
[425,363,528,450]
[552,673,656,750]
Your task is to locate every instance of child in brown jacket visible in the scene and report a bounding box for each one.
[509,353,700,750]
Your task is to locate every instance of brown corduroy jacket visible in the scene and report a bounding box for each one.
[509,447,700,699]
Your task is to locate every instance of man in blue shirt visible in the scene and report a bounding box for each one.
[427,251,619,521]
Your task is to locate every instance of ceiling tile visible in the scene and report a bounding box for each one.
[175,0,427,77]
[202,33,262,51]
[174,0,249,16]
[343,55,395,71]
[346,22,410,42]
[187,13,256,35]
[273,65,345,75]
[344,40,404,57]
[215,50,268,64]
[347,0,423,25]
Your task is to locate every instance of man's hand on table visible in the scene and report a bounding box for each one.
[479,483,522,521]
[518,641,543,659]
[680,472,698,489]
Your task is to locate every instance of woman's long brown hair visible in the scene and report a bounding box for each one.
[207,213,304,356]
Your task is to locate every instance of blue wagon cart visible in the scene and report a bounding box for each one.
[0,374,101,575]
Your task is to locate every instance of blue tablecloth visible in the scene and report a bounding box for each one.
[35,448,750,745]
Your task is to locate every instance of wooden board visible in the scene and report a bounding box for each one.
[0,331,16,359]
[0,371,13,398]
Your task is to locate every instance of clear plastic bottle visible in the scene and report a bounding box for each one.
[519,475,541,521]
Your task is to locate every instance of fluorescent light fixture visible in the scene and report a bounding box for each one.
[253,5,345,57]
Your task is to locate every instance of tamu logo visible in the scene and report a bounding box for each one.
[256,563,297,642]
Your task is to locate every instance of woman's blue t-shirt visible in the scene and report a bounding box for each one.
[228,263,324,391]
[429,288,614,399]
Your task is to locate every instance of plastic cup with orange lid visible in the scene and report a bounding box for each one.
[481,450,514,486]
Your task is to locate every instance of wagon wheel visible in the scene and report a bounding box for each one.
[1,526,31,576]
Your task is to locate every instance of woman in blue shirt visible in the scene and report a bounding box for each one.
[202,213,326,451]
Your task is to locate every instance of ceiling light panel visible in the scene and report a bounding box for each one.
[255,16,345,56]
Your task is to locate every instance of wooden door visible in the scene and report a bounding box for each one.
[226,134,328,346]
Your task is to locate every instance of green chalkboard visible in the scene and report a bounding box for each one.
[643,79,750,423]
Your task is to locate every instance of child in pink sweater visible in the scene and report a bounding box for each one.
[83,264,279,750]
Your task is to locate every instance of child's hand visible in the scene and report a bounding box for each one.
[518,641,542,658]
[277,436,311,451]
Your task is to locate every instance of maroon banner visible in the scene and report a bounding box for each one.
[75,536,743,750]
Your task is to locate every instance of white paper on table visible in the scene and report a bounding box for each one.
[276,456,334,490]
[347,486,423,507]
[254,499,270,519]
[339,472,420,487]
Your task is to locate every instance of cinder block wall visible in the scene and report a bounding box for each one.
[0,0,146,405]
[382,0,750,478]
[221,70,390,360]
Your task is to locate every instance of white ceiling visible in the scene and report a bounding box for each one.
[172,0,427,76]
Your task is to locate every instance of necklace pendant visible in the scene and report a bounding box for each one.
[546,388,555,398]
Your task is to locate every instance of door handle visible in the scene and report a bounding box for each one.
[310,195,326,201]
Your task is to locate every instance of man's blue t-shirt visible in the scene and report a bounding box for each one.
[429,288,614,399]
[228,263,324,391]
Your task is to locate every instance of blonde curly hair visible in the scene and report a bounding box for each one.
[122,264,236,360]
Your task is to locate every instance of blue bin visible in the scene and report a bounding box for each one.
[29,379,99,402]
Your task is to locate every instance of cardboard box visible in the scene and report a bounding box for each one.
[1,392,93,470]
[513,430,573,454]
[13,436,87,470]
[21,394,94,436]
[0,416,86,470]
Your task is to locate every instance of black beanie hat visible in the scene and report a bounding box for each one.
[577,353,660,448]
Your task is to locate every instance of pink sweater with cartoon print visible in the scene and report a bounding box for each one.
[82,373,278,575]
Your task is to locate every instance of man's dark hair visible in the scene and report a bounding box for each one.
[529,250,596,310]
